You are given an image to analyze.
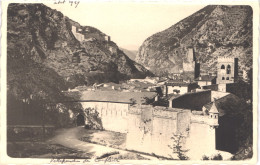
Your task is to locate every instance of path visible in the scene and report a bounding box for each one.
[48,127,157,160]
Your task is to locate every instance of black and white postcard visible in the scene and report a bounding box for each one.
[0,0,258,164]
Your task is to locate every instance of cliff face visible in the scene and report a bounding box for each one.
[136,5,252,77]
[7,3,151,126]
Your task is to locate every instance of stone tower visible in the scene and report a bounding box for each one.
[216,57,238,84]
[182,47,200,79]
[208,101,219,128]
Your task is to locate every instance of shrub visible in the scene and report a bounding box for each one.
[201,155,209,160]
[211,153,223,160]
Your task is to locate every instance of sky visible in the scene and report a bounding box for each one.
[46,2,205,50]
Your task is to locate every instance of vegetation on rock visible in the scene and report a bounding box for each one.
[136,5,252,78]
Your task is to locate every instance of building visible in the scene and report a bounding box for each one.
[182,47,200,79]
[104,35,111,42]
[202,93,247,153]
[164,81,198,96]
[71,26,85,42]
[216,57,238,84]
[195,75,217,87]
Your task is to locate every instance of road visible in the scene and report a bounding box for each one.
[47,127,156,160]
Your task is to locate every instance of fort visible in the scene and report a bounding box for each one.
[79,89,222,159]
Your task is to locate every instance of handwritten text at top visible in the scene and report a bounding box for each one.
[54,0,80,8]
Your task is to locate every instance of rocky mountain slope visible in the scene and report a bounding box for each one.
[7,3,151,126]
[136,5,252,77]
[120,48,138,61]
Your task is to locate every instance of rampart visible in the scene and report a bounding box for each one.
[126,105,217,158]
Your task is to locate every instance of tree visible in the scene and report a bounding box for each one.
[168,134,189,160]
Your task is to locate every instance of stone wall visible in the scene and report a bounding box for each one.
[170,90,211,110]
[125,105,217,159]
[81,101,129,133]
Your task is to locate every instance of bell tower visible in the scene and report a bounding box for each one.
[216,57,238,84]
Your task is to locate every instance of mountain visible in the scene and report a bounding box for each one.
[136,5,252,77]
[120,48,138,61]
[7,3,151,126]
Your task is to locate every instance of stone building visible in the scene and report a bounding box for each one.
[216,57,238,84]
[182,48,200,79]
[71,26,85,42]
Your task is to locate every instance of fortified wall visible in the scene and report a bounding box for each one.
[126,105,218,159]
[81,101,129,133]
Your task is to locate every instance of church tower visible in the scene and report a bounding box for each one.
[216,57,238,84]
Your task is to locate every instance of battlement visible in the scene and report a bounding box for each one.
[217,57,236,63]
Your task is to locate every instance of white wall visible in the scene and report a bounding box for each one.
[198,81,212,87]
[81,102,128,133]
[167,86,188,95]
[185,122,217,160]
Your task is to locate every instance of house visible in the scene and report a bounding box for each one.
[195,75,217,87]
[163,81,198,96]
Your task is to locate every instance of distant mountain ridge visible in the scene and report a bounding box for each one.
[136,5,252,77]
[120,48,138,61]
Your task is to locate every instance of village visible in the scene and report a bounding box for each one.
[61,45,250,160]
[5,3,254,162]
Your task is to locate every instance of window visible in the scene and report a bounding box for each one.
[227,65,231,74]
[226,77,229,80]
[221,65,225,69]
[222,77,225,80]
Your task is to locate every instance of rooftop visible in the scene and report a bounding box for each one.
[165,81,198,86]
[81,90,157,104]
[195,75,216,81]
